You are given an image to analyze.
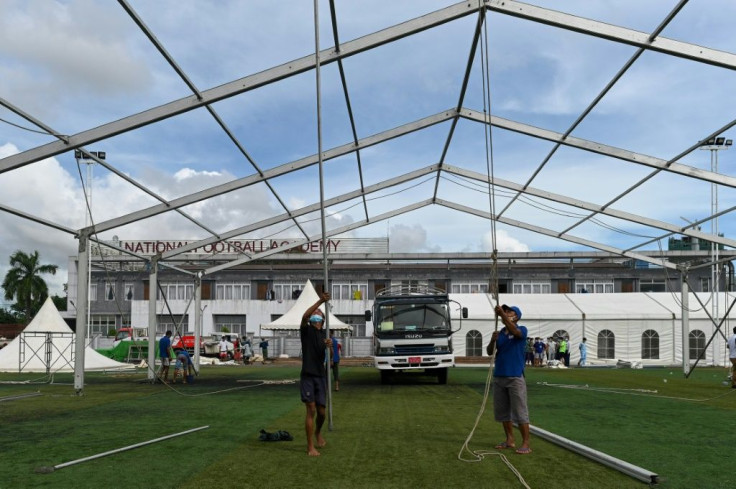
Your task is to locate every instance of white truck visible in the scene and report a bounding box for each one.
[366,285,467,384]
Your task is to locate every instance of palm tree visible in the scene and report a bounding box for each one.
[2,250,58,323]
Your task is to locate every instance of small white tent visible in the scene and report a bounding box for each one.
[261,280,353,332]
[0,297,133,373]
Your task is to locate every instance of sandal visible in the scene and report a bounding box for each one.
[515,447,532,455]
[494,441,516,450]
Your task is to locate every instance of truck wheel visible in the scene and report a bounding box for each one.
[437,368,448,385]
[380,370,391,385]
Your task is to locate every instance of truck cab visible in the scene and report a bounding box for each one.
[366,285,467,384]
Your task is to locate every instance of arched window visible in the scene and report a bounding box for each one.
[466,330,483,356]
[642,330,659,359]
[689,330,706,362]
[598,330,615,359]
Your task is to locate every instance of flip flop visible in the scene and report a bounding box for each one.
[515,447,532,455]
[494,442,515,450]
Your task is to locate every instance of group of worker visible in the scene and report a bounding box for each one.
[157,330,195,383]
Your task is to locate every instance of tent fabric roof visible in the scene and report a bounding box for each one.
[261,280,352,331]
[453,292,725,321]
[0,298,133,373]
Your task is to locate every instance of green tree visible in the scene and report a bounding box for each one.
[2,250,58,323]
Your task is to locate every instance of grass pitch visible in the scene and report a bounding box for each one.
[0,364,734,489]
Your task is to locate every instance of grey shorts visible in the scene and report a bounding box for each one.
[300,375,327,406]
[161,357,170,367]
[492,376,529,424]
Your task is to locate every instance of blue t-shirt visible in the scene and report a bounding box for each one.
[159,336,171,358]
[331,339,340,363]
[494,325,528,377]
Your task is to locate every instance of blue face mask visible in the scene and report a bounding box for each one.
[309,315,324,324]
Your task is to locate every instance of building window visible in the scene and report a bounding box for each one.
[157,283,194,301]
[451,282,489,294]
[700,278,710,293]
[642,329,659,359]
[214,315,246,336]
[90,315,116,336]
[576,281,614,293]
[512,281,551,294]
[332,283,368,300]
[124,283,134,301]
[640,280,666,293]
[216,283,251,300]
[689,330,706,361]
[466,330,483,356]
[156,314,188,335]
[273,283,303,301]
[89,283,98,301]
[598,330,615,359]
[105,282,116,301]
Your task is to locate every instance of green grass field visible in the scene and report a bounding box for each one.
[1,364,734,489]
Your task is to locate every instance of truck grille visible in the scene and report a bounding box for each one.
[395,344,435,355]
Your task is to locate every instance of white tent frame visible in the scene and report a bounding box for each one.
[0,1,734,392]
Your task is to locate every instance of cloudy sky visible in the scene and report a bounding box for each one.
[1,0,735,298]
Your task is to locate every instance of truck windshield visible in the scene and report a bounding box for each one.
[375,303,450,333]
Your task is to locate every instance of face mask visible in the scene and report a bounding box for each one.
[309,315,324,324]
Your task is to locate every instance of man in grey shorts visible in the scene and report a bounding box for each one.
[486,304,532,455]
[299,292,332,456]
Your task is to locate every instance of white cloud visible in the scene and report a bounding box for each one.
[390,223,441,253]
[482,229,531,253]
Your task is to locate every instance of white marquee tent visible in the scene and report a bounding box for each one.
[261,280,353,332]
[0,297,133,373]
[451,292,735,367]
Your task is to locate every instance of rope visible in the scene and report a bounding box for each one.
[457,6,530,489]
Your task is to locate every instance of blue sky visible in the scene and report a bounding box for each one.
[1,0,735,297]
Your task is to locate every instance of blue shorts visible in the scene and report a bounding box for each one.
[300,375,327,406]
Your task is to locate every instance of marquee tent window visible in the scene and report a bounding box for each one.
[689,330,706,361]
[641,329,660,359]
[598,330,615,359]
[552,330,569,341]
[466,330,483,356]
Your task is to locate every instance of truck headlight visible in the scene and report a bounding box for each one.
[433,346,449,353]
[378,347,396,355]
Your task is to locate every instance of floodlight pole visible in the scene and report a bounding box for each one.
[699,137,730,363]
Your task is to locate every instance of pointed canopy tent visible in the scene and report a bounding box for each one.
[0,297,133,373]
[261,280,353,332]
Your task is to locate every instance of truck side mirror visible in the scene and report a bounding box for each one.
[365,310,372,321]
[462,307,468,319]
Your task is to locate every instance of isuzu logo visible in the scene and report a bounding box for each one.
[405,333,423,339]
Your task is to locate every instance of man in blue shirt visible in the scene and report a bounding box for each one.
[158,330,173,382]
[487,304,531,455]
[578,337,588,366]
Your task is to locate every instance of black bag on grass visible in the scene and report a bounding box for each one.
[259,429,293,442]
